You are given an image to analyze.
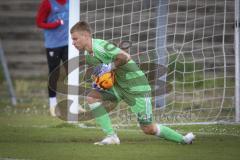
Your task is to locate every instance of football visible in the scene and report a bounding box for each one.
[93,71,115,90]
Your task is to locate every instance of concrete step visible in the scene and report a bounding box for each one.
[9,63,48,78]
[167,12,234,26]
[166,34,234,45]
[0,29,43,41]
[0,26,42,34]
[0,0,39,12]
[167,0,234,13]
[0,10,37,18]
[5,54,46,64]
[1,40,44,56]
[0,16,36,27]
[166,23,234,35]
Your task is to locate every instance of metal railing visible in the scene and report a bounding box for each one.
[0,39,17,106]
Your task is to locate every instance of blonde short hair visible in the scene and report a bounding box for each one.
[70,21,92,34]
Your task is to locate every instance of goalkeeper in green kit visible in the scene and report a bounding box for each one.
[70,21,195,145]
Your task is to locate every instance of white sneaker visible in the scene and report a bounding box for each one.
[49,97,57,117]
[94,134,120,145]
[49,107,56,117]
[183,132,195,144]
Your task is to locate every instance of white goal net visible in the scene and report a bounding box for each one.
[78,0,236,125]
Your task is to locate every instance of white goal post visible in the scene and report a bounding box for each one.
[67,0,80,122]
[68,0,239,124]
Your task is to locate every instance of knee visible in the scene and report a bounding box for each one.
[140,125,157,135]
[86,91,102,104]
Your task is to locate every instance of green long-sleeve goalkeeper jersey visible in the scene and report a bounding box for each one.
[85,38,151,95]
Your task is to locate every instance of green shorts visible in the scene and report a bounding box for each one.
[99,86,153,125]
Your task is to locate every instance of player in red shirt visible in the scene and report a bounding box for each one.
[36,0,69,117]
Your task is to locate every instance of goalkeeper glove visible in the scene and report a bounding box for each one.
[92,82,103,91]
[93,63,115,77]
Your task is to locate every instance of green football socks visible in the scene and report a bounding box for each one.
[90,104,115,135]
[157,124,184,143]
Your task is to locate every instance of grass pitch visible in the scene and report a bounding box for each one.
[0,113,240,160]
